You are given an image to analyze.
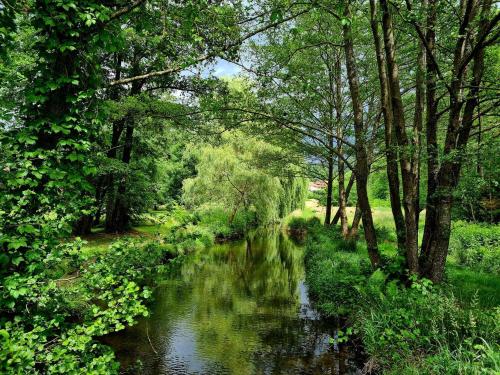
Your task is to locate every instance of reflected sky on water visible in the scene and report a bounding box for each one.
[104,227,363,375]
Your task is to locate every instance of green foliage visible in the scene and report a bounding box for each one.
[0,238,173,374]
[196,207,256,239]
[450,221,500,274]
[163,222,215,255]
[287,216,313,234]
[356,275,499,373]
[154,138,198,205]
[0,3,122,371]
[453,135,500,222]
[183,132,307,226]
[301,216,500,373]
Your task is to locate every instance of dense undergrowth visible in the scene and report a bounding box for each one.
[449,221,500,275]
[1,205,240,374]
[291,216,500,374]
[1,238,165,373]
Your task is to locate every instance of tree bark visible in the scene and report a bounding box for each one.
[414,10,426,230]
[348,204,362,239]
[104,71,142,232]
[324,152,334,226]
[380,0,420,274]
[420,0,439,268]
[106,119,134,232]
[72,215,93,236]
[332,173,355,225]
[342,5,381,268]
[420,0,490,281]
[334,53,349,237]
[369,0,406,251]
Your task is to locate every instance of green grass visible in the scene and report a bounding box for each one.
[297,210,499,374]
[78,210,179,253]
[299,199,500,310]
[447,265,500,308]
[79,234,117,256]
[134,220,176,236]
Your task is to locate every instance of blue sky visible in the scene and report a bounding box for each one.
[212,59,242,77]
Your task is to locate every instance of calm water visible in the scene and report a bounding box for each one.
[104,228,363,374]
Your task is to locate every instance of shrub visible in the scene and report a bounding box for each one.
[0,239,172,374]
[355,274,500,373]
[450,221,500,274]
[197,207,256,239]
[287,216,309,233]
[163,222,215,254]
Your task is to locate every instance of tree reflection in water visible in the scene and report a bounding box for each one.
[104,227,362,374]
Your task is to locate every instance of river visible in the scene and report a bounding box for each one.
[104,227,363,374]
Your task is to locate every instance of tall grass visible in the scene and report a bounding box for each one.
[294,206,500,374]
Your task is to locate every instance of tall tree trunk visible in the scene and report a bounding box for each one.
[103,118,126,232]
[332,174,355,225]
[342,5,381,268]
[337,155,349,237]
[72,215,93,236]
[369,0,406,251]
[105,118,135,232]
[414,15,426,229]
[334,53,349,237]
[84,54,123,232]
[324,151,334,226]
[420,0,490,281]
[420,0,439,268]
[104,57,142,233]
[380,0,420,274]
[323,49,338,229]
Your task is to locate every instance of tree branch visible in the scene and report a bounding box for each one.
[109,7,311,86]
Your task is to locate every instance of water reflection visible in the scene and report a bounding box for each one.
[104,228,362,374]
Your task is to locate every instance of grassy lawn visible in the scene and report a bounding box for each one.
[76,210,178,255]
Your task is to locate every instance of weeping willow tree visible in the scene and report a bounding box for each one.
[183,132,307,225]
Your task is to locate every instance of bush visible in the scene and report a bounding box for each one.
[287,216,310,232]
[356,274,500,373]
[0,239,173,374]
[450,221,500,274]
[163,222,215,254]
[197,207,256,239]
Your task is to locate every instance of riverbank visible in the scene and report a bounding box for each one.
[1,206,255,373]
[291,209,500,374]
[102,226,365,374]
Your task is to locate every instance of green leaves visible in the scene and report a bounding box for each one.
[0,1,116,372]
[340,17,351,26]
[270,8,283,23]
